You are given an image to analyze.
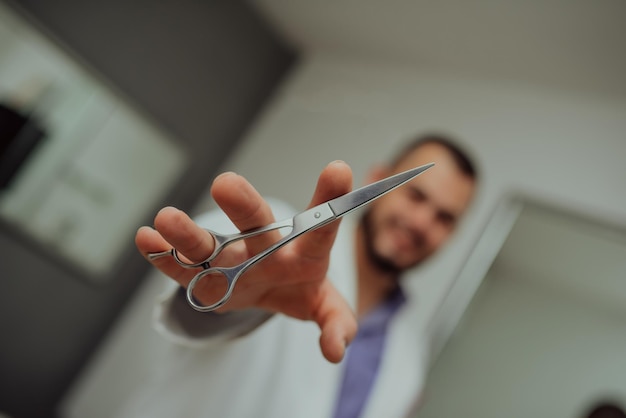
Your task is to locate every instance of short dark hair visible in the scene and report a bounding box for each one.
[584,401,626,418]
[390,133,478,180]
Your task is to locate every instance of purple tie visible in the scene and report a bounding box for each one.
[332,289,406,418]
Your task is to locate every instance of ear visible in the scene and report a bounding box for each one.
[366,164,392,184]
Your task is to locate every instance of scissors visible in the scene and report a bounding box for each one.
[148,162,434,312]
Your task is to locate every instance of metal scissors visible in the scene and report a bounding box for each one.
[148,162,434,312]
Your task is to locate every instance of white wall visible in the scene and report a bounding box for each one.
[417,267,626,417]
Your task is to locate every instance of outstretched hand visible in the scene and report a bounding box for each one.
[135,161,357,363]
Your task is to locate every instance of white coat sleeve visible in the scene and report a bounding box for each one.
[152,198,297,347]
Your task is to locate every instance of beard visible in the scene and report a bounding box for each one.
[361,210,404,275]
[360,210,428,275]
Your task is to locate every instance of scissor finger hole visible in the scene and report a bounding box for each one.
[188,270,231,309]
[169,248,213,269]
[171,248,194,264]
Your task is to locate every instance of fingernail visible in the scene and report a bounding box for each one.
[157,206,179,216]
[214,171,238,180]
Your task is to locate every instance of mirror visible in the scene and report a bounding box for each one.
[417,195,626,417]
[0,2,188,281]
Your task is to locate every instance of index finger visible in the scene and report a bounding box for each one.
[210,172,282,255]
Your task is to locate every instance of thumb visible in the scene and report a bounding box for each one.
[313,282,358,363]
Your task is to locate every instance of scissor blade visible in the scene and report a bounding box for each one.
[328,162,435,217]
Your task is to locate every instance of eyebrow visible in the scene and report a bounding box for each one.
[410,184,459,224]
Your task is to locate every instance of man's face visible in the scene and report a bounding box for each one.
[362,142,475,272]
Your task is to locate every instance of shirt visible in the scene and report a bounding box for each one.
[333,287,407,418]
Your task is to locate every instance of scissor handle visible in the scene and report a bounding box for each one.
[185,227,295,312]
[185,204,337,312]
[147,218,295,268]
[186,264,245,311]
[148,231,235,269]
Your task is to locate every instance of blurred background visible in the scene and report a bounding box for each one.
[0,1,625,417]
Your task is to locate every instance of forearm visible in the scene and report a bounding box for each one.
[152,284,274,346]
[164,286,274,339]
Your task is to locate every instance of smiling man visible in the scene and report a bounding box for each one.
[129,133,478,418]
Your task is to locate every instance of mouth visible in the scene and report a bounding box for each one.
[390,231,415,254]
[362,212,430,273]
[390,219,425,251]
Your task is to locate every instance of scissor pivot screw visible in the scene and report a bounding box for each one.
[314,211,321,218]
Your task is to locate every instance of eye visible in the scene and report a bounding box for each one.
[408,187,426,203]
[436,211,456,227]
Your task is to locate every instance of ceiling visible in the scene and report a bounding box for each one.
[251,0,626,99]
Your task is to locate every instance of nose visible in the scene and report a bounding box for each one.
[407,203,435,235]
